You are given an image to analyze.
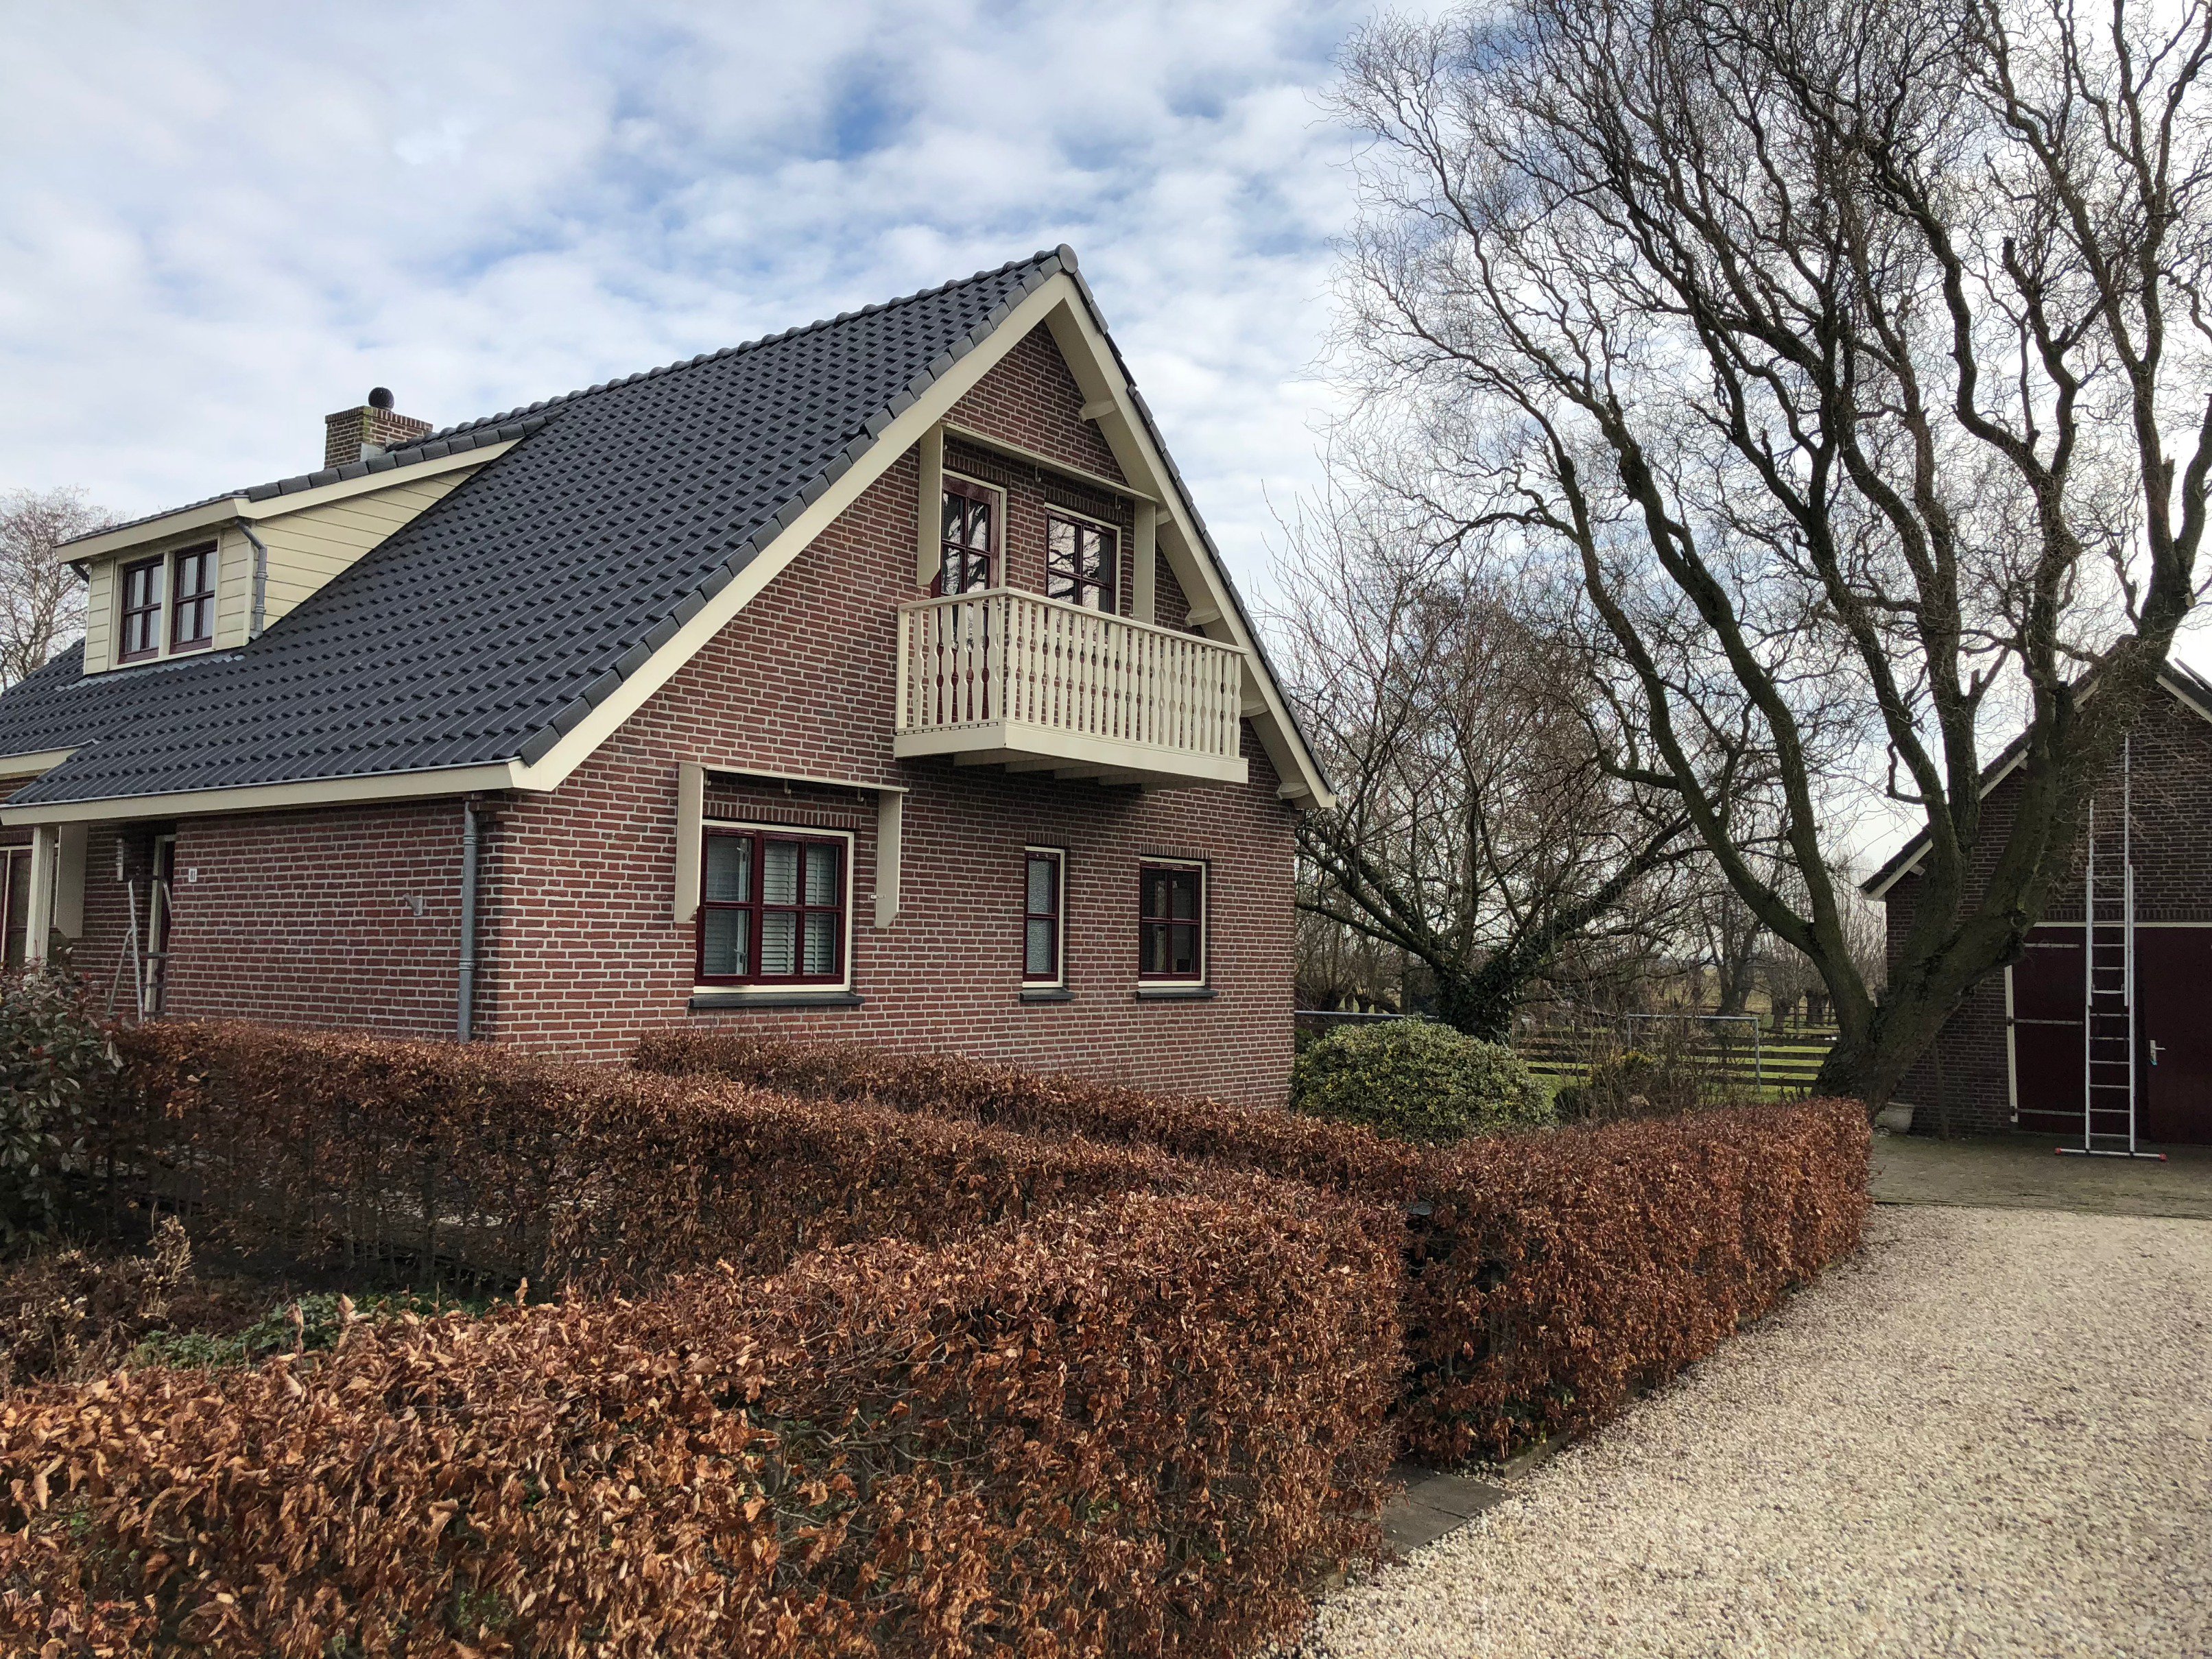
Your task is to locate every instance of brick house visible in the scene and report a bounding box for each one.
[0,248,1333,1108]
[1865,665,2212,1146]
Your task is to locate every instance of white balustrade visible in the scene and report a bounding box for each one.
[895,588,1246,775]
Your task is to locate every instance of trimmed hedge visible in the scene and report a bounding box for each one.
[0,1187,1400,1658]
[1290,1020,1551,1141]
[97,1023,1211,1293]
[637,1032,1872,1461]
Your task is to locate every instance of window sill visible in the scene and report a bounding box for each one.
[1134,985,1214,1001]
[689,990,863,1011]
[1020,987,1073,1003]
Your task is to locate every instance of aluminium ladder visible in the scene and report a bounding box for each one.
[2065,734,2164,1158]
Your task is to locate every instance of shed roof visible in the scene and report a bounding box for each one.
[1860,663,2212,898]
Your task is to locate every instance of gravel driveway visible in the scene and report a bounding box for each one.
[1302,1204,2211,1658]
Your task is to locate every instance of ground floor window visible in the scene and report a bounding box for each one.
[697,826,848,986]
[1138,859,1205,984]
[1024,847,1065,984]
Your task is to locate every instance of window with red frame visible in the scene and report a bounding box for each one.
[696,828,846,985]
[119,557,165,661]
[169,544,216,650]
[937,477,998,595]
[1023,848,1065,983]
[1138,861,1204,981]
[1046,513,1117,611]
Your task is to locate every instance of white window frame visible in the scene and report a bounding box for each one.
[690,820,857,996]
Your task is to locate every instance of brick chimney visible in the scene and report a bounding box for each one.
[324,387,432,470]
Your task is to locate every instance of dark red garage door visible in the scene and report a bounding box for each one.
[2010,923,2212,1145]
[2135,927,2212,1145]
[2011,927,2090,1134]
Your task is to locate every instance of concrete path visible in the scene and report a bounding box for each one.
[1303,1204,2211,1658]
[1872,1129,2212,1218]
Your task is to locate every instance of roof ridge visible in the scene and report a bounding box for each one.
[427,248,1069,443]
[60,249,1069,552]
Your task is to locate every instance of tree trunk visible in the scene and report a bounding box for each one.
[1811,988,1964,1108]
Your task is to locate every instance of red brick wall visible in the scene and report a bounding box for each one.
[60,320,1300,1108]
[1883,689,2212,1132]
[476,324,1298,1105]
[70,803,471,1038]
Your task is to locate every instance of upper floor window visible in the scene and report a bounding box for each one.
[697,826,849,987]
[1139,860,1206,984]
[170,545,217,651]
[119,557,165,662]
[938,476,999,595]
[1047,513,1117,612]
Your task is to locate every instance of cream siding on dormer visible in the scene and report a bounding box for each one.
[79,463,488,674]
[229,468,475,641]
[83,561,115,673]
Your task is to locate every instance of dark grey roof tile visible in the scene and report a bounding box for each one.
[5,253,1060,807]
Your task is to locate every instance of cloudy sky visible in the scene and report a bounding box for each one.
[0,1,1388,597]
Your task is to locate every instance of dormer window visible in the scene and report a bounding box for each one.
[119,557,165,662]
[169,545,217,651]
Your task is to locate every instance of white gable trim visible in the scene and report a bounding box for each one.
[62,442,519,566]
[3,266,1331,822]
[1862,667,2212,898]
[509,270,1331,805]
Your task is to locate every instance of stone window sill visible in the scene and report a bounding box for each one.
[689,990,864,1011]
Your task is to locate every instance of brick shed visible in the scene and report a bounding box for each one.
[0,248,1332,1110]
[1866,667,2212,1147]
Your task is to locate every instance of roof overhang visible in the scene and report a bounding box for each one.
[1,761,518,827]
[5,257,1333,823]
[62,441,519,567]
[1861,664,2212,898]
[490,265,1332,809]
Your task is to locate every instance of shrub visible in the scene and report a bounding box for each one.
[0,971,119,1241]
[0,1186,1402,1658]
[0,1217,192,1387]
[97,1021,1211,1293]
[1289,1019,1551,1142]
[1553,1044,1715,1122]
[641,1032,1872,1462]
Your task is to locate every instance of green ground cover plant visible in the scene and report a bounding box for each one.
[1289,1019,1551,1141]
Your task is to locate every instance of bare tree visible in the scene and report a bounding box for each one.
[1693,876,1765,1016]
[1272,490,1695,1039]
[0,490,105,689]
[1331,0,2212,1101]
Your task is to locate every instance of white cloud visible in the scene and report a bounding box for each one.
[0,0,1375,598]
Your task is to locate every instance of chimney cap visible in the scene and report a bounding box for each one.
[367,387,395,411]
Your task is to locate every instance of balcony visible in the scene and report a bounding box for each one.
[894,588,1250,787]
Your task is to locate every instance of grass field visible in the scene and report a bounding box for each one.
[1514,1025,1840,1102]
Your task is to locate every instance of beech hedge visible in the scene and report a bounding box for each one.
[94,1023,1211,1293]
[638,1032,1872,1461]
[0,1186,1401,1658]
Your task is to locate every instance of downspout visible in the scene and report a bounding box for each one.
[457,798,480,1042]
[237,521,272,640]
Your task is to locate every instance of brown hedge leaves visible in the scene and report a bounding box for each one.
[0,1021,1868,1655]
[638,1032,1872,1461]
[0,1186,1400,1658]
[104,1023,1212,1292]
